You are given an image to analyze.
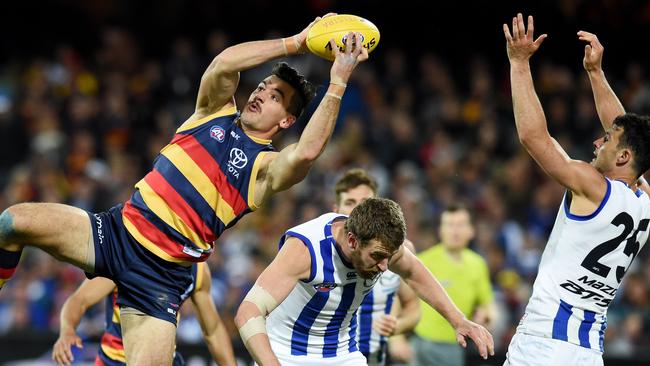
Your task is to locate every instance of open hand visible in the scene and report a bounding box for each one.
[578,31,604,72]
[329,32,369,84]
[52,332,83,366]
[503,13,547,63]
[455,318,495,360]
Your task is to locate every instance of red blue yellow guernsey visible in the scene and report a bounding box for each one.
[122,107,274,262]
[96,263,206,365]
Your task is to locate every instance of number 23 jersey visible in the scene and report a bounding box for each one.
[518,178,650,352]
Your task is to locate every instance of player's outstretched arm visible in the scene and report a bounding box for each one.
[234,238,311,366]
[52,277,116,366]
[260,33,369,197]
[190,264,237,366]
[195,14,335,115]
[389,247,494,360]
[578,31,625,130]
[504,14,606,201]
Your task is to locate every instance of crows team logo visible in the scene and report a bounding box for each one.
[210,125,226,142]
[314,282,337,292]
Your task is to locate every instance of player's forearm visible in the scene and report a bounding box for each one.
[510,61,549,145]
[235,302,280,366]
[292,84,345,163]
[209,38,300,75]
[59,298,84,335]
[243,334,281,366]
[203,328,237,366]
[394,302,421,335]
[587,69,625,130]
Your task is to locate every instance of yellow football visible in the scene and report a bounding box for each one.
[306,14,380,61]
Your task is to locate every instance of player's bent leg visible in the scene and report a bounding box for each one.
[121,310,176,366]
[0,203,92,287]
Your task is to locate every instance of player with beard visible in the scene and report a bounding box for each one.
[235,198,494,366]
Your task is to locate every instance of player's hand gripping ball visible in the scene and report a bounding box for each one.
[306,14,380,61]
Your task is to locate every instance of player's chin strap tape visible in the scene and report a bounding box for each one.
[244,284,279,316]
[239,315,267,344]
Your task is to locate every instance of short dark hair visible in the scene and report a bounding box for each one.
[442,203,472,221]
[443,203,469,213]
[335,169,379,204]
[271,62,316,118]
[613,113,650,177]
[345,197,406,252]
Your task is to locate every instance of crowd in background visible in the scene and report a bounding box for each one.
[2,2,650,363]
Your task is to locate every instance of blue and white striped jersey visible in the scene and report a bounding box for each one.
[356,270,401,365]
[518,178,650,353]
[266,213,381,360]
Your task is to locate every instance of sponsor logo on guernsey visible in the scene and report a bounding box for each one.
[346,271,357,279]
[314,282,338,292]
[93,214,104,245]
[559,275,616,308]
[166,302,179,315]
[182,245,202,258]
[227,148,248,178]
[210,125,226,142]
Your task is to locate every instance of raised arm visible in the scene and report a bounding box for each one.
[389,247,494,359]
[260,33,369,196]
[52,277,116,366]
[190,264,237,366]
[234,238,311,366]
[195,14,332,115]
[504,14,606,201]
[578,31,625,130]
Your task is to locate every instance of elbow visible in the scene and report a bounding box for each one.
[234,309,247,330]
[204,56,235,78]
[234,303,256,329]
[517,131,533,147]
[293,147,320,164]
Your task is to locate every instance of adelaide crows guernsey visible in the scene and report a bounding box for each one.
[122,107,274,262]
[97,263,205,365]
[517,178,650,352]
[266,213,382,359]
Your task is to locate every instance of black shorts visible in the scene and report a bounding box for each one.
[87,204,193,325]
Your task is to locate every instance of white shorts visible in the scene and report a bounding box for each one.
[504,333,603,366]
[272,351,368,366]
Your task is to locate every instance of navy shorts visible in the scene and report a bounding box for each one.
[87,204,193,325]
